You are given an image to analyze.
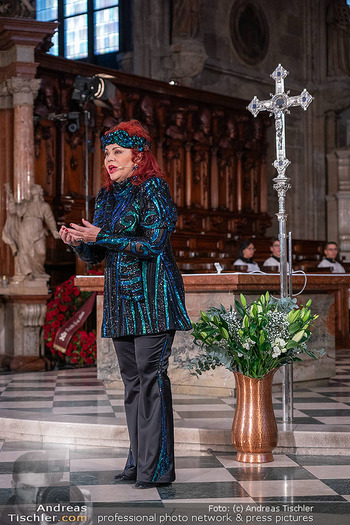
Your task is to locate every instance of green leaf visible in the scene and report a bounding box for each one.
[201,311,210,323]
[235,300,246,317]
[218,315,229,329]
[286,340,298,349]
[243,315,250,328]
[288,321,302,334]
[240,294,247,307]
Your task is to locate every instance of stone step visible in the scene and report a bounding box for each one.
[1,413,350,455]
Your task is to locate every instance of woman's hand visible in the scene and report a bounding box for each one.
[64,218,101,243]
[59,225,82,247]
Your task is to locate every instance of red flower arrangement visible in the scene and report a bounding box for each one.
[43,272,101,366]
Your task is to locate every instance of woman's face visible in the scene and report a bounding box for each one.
[104,143,135,183]
[243,243,255,259]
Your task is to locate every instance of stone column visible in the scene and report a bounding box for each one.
[326,149,350,261]
[0,17,57,277]
[326,151,339,243]
[0,18,56,371]
[6,77,41,202]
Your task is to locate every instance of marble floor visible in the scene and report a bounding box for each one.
[0,351,349,431]
[0,350,349,524]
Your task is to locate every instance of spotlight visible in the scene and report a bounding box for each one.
[72,75,116,104]
[68,121,78,133]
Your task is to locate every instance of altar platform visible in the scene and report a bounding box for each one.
[75,272,350,393]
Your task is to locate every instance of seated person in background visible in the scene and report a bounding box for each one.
[317,242,345,273]
[263,238,281,270]
[233,239,260,272]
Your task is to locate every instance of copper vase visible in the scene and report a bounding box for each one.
[232,369,278,463]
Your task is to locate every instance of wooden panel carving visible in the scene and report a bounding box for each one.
[33,53,272,276]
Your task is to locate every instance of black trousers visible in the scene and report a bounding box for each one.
[113,331,175,484]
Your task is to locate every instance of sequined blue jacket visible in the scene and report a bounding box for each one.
[74,176,191,338]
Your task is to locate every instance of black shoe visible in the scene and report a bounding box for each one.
[133,481,155,489]
[133,481,172,489]
[114,473,137,483]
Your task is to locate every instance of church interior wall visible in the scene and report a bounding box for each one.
[130,0,336,240]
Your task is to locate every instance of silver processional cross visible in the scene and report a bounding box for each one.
[247,64,313,423]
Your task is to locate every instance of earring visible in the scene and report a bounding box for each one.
[133,164,138,171]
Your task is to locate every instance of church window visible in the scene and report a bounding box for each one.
[36,0,119,63]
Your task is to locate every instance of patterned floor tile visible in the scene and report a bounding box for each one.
[322,479,350,495]
[227,466,317,481]
[237,479,337,498]
[157,481,249,500]
[174,467,235,483]
[303,465,350,479]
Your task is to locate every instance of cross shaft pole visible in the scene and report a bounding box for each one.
[247,64,313,423]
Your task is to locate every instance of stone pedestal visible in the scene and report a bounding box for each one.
[171,39,207,85]
[0,279,49,371]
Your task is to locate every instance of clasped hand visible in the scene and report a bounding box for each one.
[59,219,101,246]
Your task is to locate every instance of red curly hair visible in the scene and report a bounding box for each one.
[101,119,165,190]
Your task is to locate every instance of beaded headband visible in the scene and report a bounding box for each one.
[101,129,151,151]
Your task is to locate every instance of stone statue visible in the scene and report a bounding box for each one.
[172,0,201,40]
[2,183,60,280]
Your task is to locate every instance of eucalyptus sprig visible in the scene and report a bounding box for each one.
[189,292,321,379]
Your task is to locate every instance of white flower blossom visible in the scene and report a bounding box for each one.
[275,338,286,347]
[272,348,281,358]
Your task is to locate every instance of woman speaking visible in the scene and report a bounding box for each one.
[59,120,191,489]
